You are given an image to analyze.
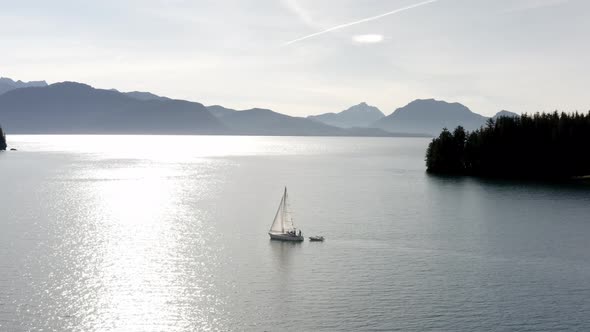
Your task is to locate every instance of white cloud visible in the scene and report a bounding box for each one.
[352,34,384,44]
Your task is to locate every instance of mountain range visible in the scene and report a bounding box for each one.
[311,100,518,135]
[208,105,406,137]
[0,80,405,136]
[0,76,517,136]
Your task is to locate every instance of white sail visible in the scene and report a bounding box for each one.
[282,189,295,231]
[269,191,286,233]
[269,187,295,234]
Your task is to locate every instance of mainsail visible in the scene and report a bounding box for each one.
[269,187,295,234]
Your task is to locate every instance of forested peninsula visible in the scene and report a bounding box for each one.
[425,112,590,179]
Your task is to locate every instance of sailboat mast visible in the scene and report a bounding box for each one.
[282,187,287,233]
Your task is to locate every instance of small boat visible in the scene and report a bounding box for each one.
[309,236,324,242]
[268,187,304,242]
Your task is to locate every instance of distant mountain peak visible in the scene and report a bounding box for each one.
[0,76,48,95]
[373,98,487,135]
[0,77,47,85]
[411,98,460,106]
[307,102,385,128]
[343,102,383,114]
[493,110,519,119]
[393,99,474,117]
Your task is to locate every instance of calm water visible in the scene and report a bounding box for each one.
[1,135,589,331]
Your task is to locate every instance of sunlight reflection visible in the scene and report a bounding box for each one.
[71,162,226,331]
[13,135,341,161]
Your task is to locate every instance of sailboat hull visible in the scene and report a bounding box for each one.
[268,233,304,242]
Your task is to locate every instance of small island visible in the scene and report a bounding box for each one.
[425,112,590,179]
[0,126,6,151]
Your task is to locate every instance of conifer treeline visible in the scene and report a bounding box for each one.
[425,112,590,179]
[0,126,6,150]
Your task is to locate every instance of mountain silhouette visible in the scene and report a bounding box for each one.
[208,105,401,136]
[0,77,47,95]
[0,79,402,136]
[308,102,385,128]
[0,82,224,134]
[373,99,488,135]
[492,110,519,119]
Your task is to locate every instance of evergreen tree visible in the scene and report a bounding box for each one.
[0,126,6,151]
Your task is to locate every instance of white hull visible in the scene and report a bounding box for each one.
[268,232,304,242]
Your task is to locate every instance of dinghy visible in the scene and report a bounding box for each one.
[309,236,324,242]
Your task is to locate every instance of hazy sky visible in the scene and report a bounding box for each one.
[1,0,588,116]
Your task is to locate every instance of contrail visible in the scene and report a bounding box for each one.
[283,0,439,46]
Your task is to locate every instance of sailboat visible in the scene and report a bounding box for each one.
[268,187,304,242]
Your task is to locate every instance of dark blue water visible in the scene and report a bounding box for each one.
[1,135,589,331]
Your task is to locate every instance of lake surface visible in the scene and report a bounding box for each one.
[1,135,589,331]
